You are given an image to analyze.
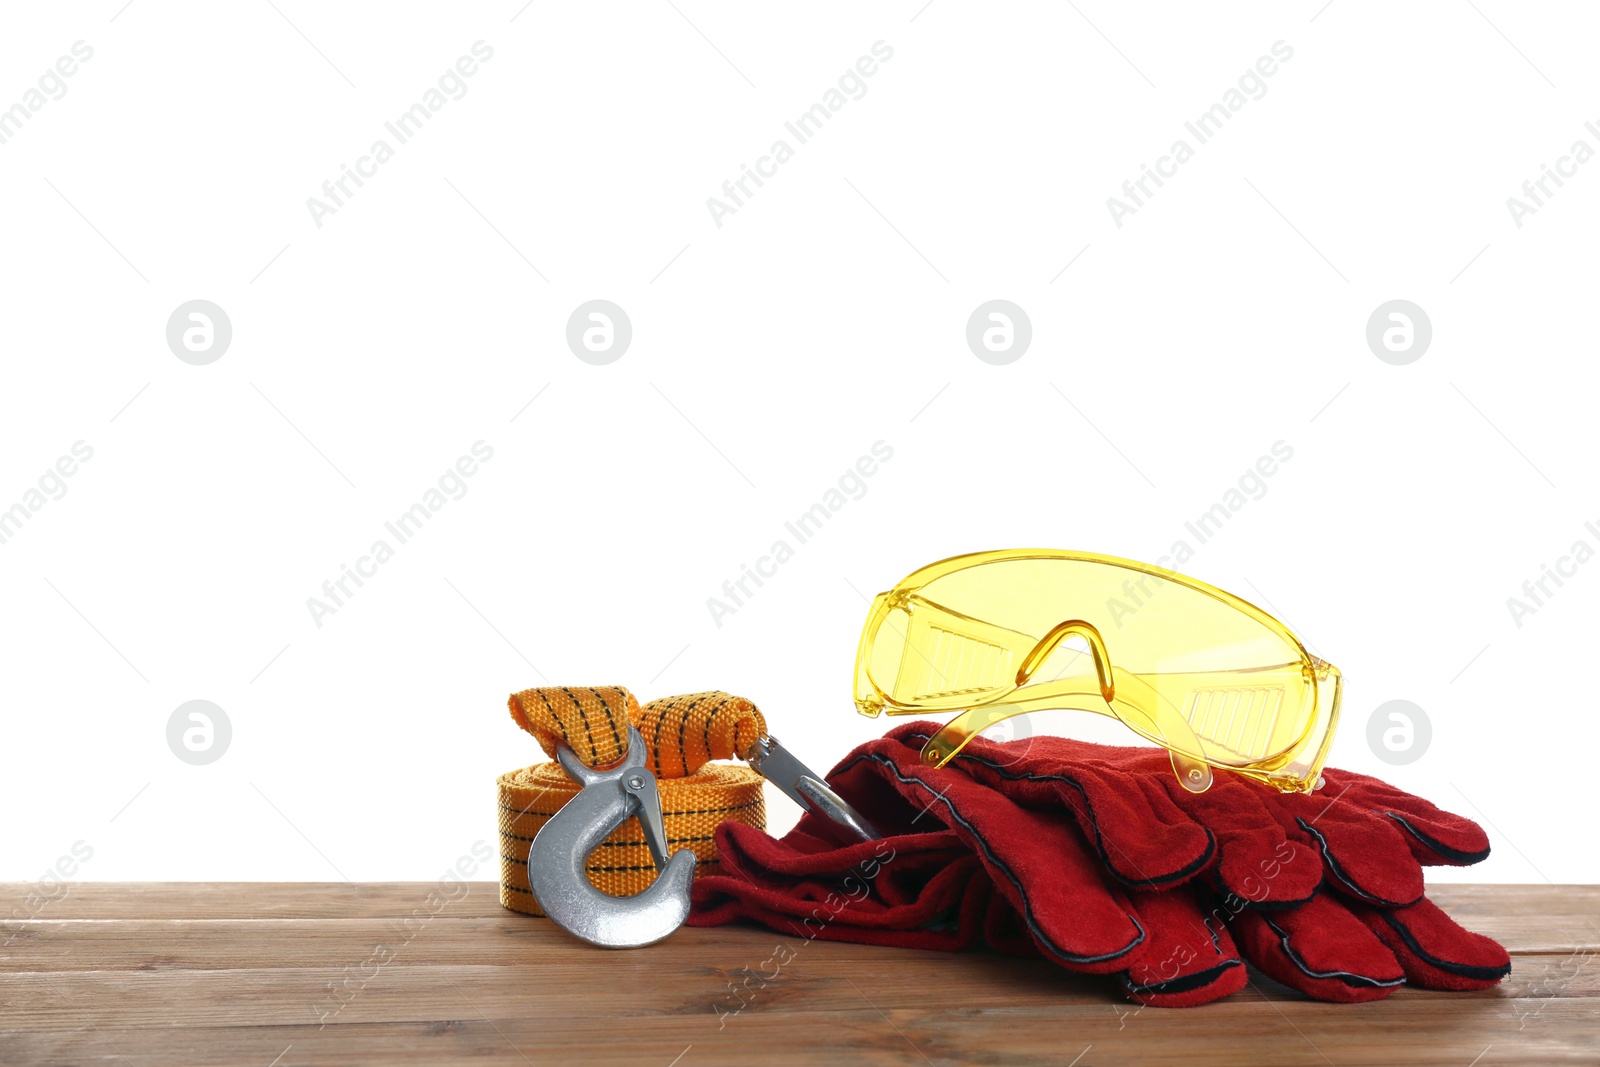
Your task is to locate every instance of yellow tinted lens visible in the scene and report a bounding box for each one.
[885,598,1030,706]
[866,552,1332,788]
[855,595,911,714]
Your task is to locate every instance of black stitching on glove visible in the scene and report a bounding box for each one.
[1378,909,1513,982]
[1296,818,1421,908]
[844,750,1148,967]
[1260,915,1406,989]
[903,733,1216,890]
[1383,811,1491,865]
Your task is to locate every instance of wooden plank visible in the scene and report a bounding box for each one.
[2,992,1598,1067]
[4,886,1594,973]
[2,950,1596,1030]
[8,881,1597,945]
[1,883,1595,1066]
[1430,883,1600,920]
[0,881,510,921]
[2,911,1596,974]
[0,917,925,974]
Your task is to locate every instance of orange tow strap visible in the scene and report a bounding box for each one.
[497,686,768,916]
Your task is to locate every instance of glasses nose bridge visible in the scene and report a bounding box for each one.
[1016,619,1116,702]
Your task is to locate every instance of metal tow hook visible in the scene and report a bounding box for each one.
[746,735,881,843]
[527,724,696,948]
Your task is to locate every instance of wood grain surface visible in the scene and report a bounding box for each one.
[2,883,1596,1065]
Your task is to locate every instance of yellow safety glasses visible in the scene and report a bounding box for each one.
[853,550,1341,794]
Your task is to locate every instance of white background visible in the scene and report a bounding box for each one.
[2,1,1595,887]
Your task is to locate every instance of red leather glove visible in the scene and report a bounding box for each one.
[1182,764,1512,1001]
[690,824,995,952]
[690,729,1248,1006]
[892,724,1511,1002]
[694,723,1509,1005]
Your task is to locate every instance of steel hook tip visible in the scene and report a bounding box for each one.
[528,724,698,948]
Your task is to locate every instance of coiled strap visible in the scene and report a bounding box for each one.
[498,686,768,916]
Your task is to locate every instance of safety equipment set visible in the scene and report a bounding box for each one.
[496,550,1511,1006]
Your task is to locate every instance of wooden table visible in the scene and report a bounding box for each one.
[2,883,1595,1065]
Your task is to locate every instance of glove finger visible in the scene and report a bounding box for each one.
[919,730,1217,891]
[845,742,1148,973]
[1274,789,1426,907]
[1318,768,1491,867]
[1351,897,1512,990]
[1161,773,1323,907]
[1229,892,1406,1003]
[1120,887,1248,1008]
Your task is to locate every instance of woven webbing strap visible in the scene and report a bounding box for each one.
[498,686,768,916]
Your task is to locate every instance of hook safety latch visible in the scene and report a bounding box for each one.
[527,725,696,948]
